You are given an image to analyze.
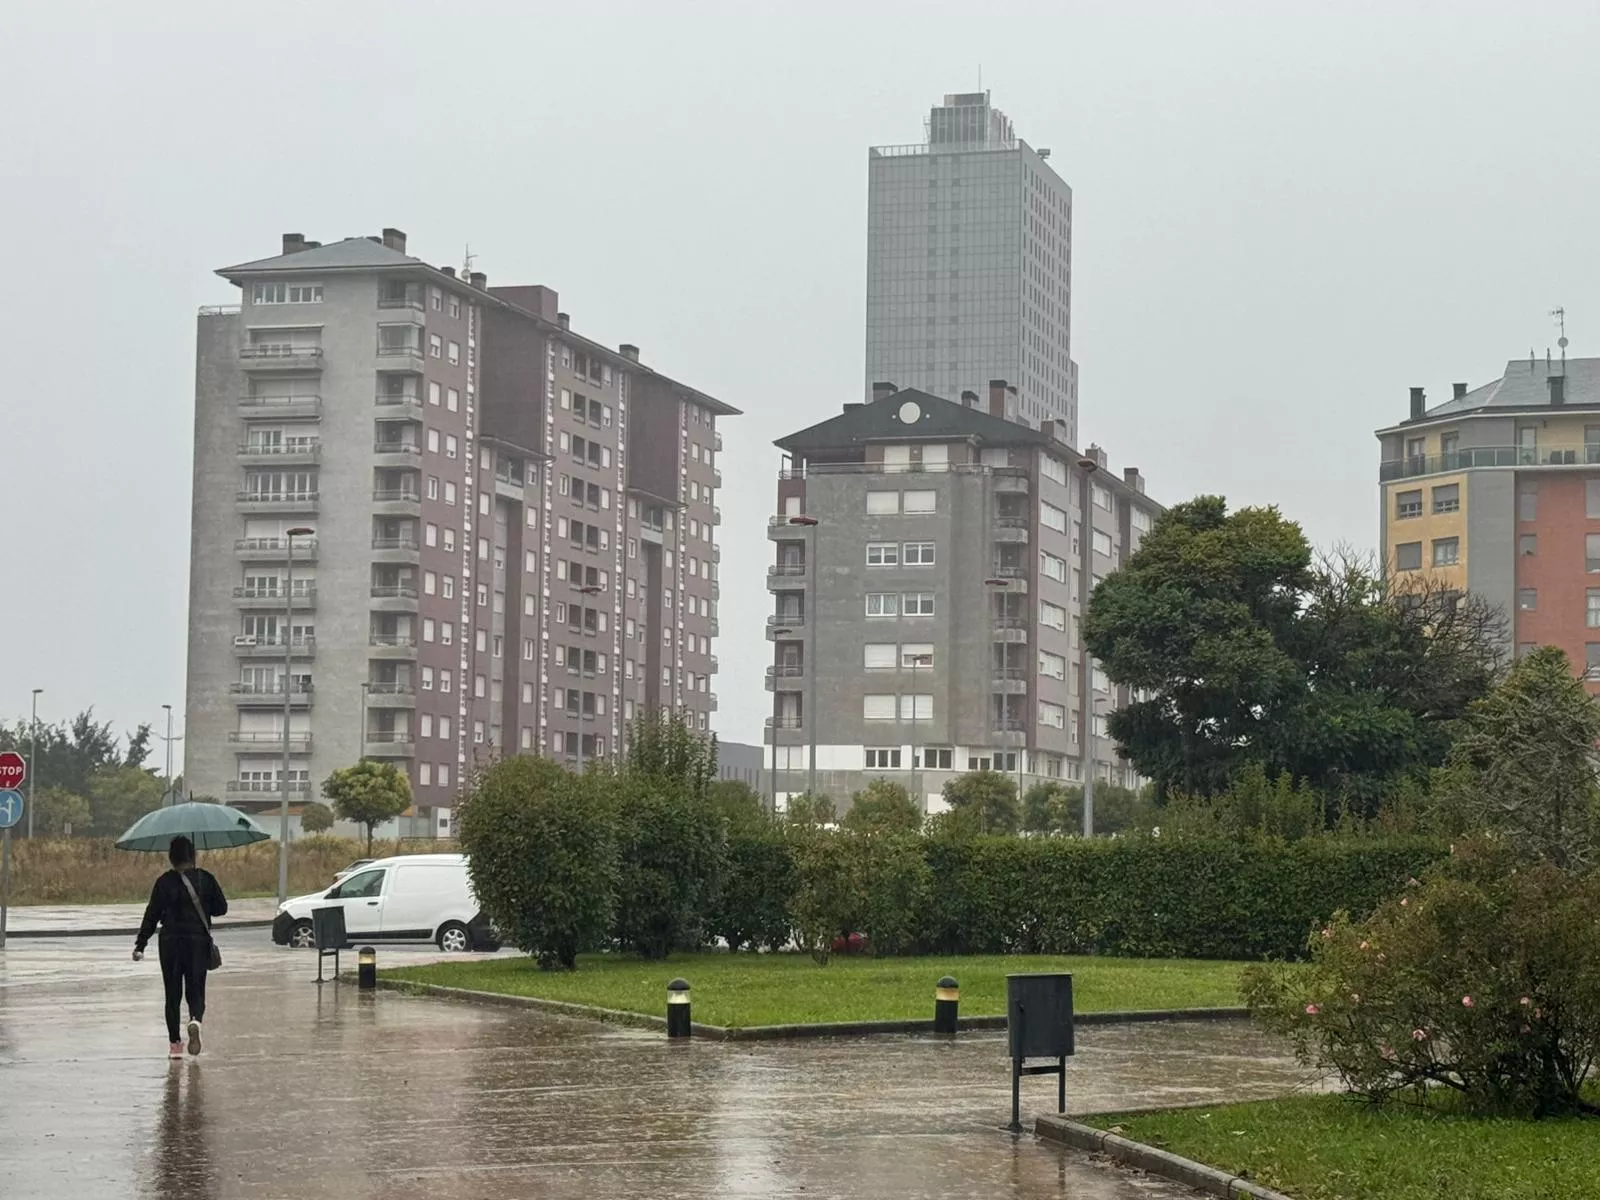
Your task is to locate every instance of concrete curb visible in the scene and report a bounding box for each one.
[5,918,276,940]
[376,977,1249,1041]
[1035,1114,1295,1200]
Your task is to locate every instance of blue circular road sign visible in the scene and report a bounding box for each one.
[0,789,23,829]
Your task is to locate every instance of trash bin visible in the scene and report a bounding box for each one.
[311,905,349,983]
[1005,972,1074,1130]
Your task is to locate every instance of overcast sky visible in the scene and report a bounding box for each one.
[3,1,1598,762]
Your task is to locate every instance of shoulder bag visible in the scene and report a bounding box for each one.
[177,869,223,971]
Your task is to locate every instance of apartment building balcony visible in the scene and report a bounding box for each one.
[225,780,311,800]
[767,614,805,639]
[368,634,418,657]
[233,635,316,659]
[990,719,1027,743]
[708,654,719,673]
[371,487,421,514]
[238,345,323,372]
[768,561,807,588]
[993,467,1030,494]
[709,693,718,712]
[237,489,319,514]
[364,732,415,757]
[712,544,721,563]
[377,292,425,311]
[1379,443,1600,482]
[373,440,422,463]
[233,586,316,610]
[992,514,1031,543]
[230,682,314,706]
[227,731,312,754]
[712,467,723,488]
[375,344,425,369]
[991,617,1029,644]
[374,392,424,415]
[712,506,722,525]
[237,441,321,466]
[765,663,805,691]
[714,431,723,452]
[365,683,416,707]
[991,666,1029,694]
[987,565,1030,593]
[370,535,420,562]
[709,617,720,637]
[766,715,803,731]
[239,394,322,420]
[767,515,817,541]
[710,580,720,601]
[236,536,319,562]
[370,584,419,611]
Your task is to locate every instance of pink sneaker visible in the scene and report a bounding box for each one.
[168,1042,184,1059]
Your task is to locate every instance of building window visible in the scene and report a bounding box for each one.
[865,593,899,617]
[429,334,442,358]
[1431,538,1459,567]
[419,763,432,786]
[447,388,459,412]
[903,542,935,565]
[1040,601,1067,630]
[1092,483,1112,510]
[448,341,461,365]
[1039,701,1066,729]
[863,643,897,670]
[899,694,933,720]
[1587,479,1600,520]
[900,643,934,669]
[903,490,936,514]
[1092,529,1113,556]
[1131,508,1151,533]
[1394,541,1422,571]
[445,435,458,459]
[252,282,322,304]
[1518,588,1537,611]
[1038,650,1066,679]
[1588,590,1600,628]
[421,667,433,691]
[1395,490,1422,519]
[867,491,900,515]
[1519,534,1537,557]
[1431,484,1460,514]
[866,542,899,566]
[1518,487,1537,522]
[863,695,897,721]
[1040,551,1066,582]
[922,747,953,770]
[902,592,935,616]
[865,748,902,770]
[1040,501,1067,533]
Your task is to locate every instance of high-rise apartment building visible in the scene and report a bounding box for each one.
[866,91,1079,444]
[1377,356,1600,679]
[188,229,735,834]
[765,381,1158,809]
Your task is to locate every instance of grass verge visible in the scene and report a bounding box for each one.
[385,951,1245,1028]
[1086,1093,1600,1200]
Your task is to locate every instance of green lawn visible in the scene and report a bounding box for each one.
[385,951,1245,1028]
[1088,1094,1600,1200]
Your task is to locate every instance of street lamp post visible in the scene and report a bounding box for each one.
[788,515,820,798]
[1076,457,1100,837]
[574,584,603,772]
[161,704,174,807]
[278,526,314,906]
[27,689,41,838]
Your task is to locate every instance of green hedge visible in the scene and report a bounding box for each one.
[721,831,1446,962]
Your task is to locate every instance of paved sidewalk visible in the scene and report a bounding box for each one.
[0,932,1320,1199]
[5,896,279,937]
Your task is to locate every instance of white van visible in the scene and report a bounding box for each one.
[271,853,498,952]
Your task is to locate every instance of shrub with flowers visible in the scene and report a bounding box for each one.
[1243,838,1600,1117]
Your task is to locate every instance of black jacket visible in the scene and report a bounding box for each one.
[134,868,228,952]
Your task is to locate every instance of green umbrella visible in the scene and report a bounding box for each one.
[115,801,271,852]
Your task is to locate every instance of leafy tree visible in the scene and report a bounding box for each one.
[0,708,143,802]
[858,834,932,955]
[33,785,91,835]
[1085,498,1501,808]
[711,809,794,953]
[786,825,866,964]
[299,801,335,834]
[941,770,1021,834]
[322,760,412,853]
[87,765,163,836]
[784,791,836,826]
[1429,647,1600,870]
[1022,782,1069,834]
[123,723,153,769]
[459,755,618,969]
[612,712,724,959]
[843,778,922,834]
[708,778,767,834]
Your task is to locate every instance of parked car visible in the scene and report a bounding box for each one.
[271,853,498,952]
[332,858,373,882]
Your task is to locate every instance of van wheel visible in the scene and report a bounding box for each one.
[287,919,316,949]
[437,922,472,953]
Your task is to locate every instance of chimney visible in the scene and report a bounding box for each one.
[988,378,1010,418]
[871,381,899,403]
[441,266,455,278]
[1408,386,1426,421]
[1087,443,1109,469]
[1549,373,1566,406]
[960,389,978,406]
[468,270,487,290]
[557,312,570,330]
[381,227,407,253]
[1453,382,1468,400]
[281,233,306,255]
[619,344,639,362]
[1123,467,1145,493]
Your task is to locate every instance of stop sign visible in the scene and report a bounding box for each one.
[0,751,25,790]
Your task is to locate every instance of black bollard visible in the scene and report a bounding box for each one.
[358,945,377,990]
[934,975,960,1034]
[666,977,692,1038]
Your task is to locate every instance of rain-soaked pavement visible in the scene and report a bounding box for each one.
[0,930,1319,1199]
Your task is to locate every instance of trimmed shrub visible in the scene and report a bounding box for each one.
[711,817,794,953]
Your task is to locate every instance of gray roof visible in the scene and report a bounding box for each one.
[777,387,1054,454]
[1414,357,1600,421]
[218,237,424,277]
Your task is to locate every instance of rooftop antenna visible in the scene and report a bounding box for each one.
[1552,307,1568,373]
[462,244,475,279]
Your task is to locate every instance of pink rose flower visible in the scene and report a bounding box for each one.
[1400,898,1409,907]
[1350,993,1361,1004]
[1380,1044,1395,1060]
[1304,1003,1320,1015]
[1412,1028,1428,1041]
[1320,927,1333,940]
[1462,995,1474,1008]
[1377,953,1387,963]
[1358,941,1369,951]
[1407,877,1420,887]
[1520,996,1532,1007]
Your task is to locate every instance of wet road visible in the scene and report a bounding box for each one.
[0,932,1317,1199]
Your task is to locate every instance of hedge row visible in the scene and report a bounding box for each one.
[725,832,1448,962]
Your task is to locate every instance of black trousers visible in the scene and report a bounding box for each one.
[158,936,208,1043]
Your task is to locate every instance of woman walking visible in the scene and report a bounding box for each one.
[132,835,228,1058]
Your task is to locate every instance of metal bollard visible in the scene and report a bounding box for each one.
[358,945,377,990]
[666,977,692,1038]
[934,975,960,1034]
